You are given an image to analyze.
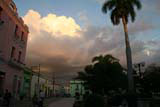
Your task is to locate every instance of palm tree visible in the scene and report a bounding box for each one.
[92,54,119,64]
[76,54,127,95]
[102,0,142,93]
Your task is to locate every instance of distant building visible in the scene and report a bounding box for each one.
[20,67,32,98]
[0,0,29,98]
[30,72,53,98]
[64,85,70,94]
[46,80,54,97]
[70,80,85,97]
[54,83,61,96]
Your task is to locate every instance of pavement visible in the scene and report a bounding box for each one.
[48,98,75,107]
[0,97,61,107]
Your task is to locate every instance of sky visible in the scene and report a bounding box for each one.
[13,0,160,84]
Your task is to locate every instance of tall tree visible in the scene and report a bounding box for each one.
[102,0,142,93]
[77,54,127,95]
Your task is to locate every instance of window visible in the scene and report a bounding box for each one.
[14,25,18,35]
[21,32,24,41]
[17,78,21,94]
[10,3,15,11]
[9,2,17,13]
[18,51,21,62]
[11,47,15,58]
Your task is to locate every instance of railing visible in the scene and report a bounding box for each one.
[8,58,25,69]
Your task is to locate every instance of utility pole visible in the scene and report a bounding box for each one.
[38,64,40,92]
[37,64,41,97]
[52,72,55,96]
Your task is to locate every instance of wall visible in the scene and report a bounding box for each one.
[70,80,85,97]
[31,74,53,97]
[0,0,29,98]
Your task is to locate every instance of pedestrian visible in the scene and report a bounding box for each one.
[3,89,11,107]
[0,93,3,106]
[39,90,45,107]
[32,94,38,107]
[75,92,80,101]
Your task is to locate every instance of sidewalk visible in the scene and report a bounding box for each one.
[48,98,75,107]
[0,97,61,107]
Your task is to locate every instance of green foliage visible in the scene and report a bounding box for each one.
[83,94,105,107]
[142,65,160,93]
[77,54,127,95]
[102,0,142,25]
[133,64,160,97]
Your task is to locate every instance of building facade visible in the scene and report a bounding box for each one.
[0,0,29,98]
[20,67,32,98]
[30,72,53,98]
[54,83,61,96]
[70,80,85,97]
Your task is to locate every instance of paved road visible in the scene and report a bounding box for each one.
[48,98,75,107]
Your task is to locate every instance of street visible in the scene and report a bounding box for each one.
[48,98,75,107]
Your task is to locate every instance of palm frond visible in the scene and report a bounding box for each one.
[102,0,116,14]
[110,8,120,25]
[102,0,142,24]
[129,6,136,22]
[133,0,142,10]
[92,55,103,62]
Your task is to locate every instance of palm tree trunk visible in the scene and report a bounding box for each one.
[122,16,134,93]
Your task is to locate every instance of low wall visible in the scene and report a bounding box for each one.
[137,98,160,107]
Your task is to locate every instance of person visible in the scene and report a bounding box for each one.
[3,89,11,107]
[39,90,45,107]
[32,94,38,107]
[75,92,80,101]
[0,94,3,106]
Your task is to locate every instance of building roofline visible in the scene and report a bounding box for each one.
[0,0,29,33]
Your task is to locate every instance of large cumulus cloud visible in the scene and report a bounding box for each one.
[23,9,159,84]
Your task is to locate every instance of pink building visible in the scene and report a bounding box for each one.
[0,0,29,97]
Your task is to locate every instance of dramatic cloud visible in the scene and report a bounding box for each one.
[23,8,159,84]
[23,10,81,38]
[23,10,84,82]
